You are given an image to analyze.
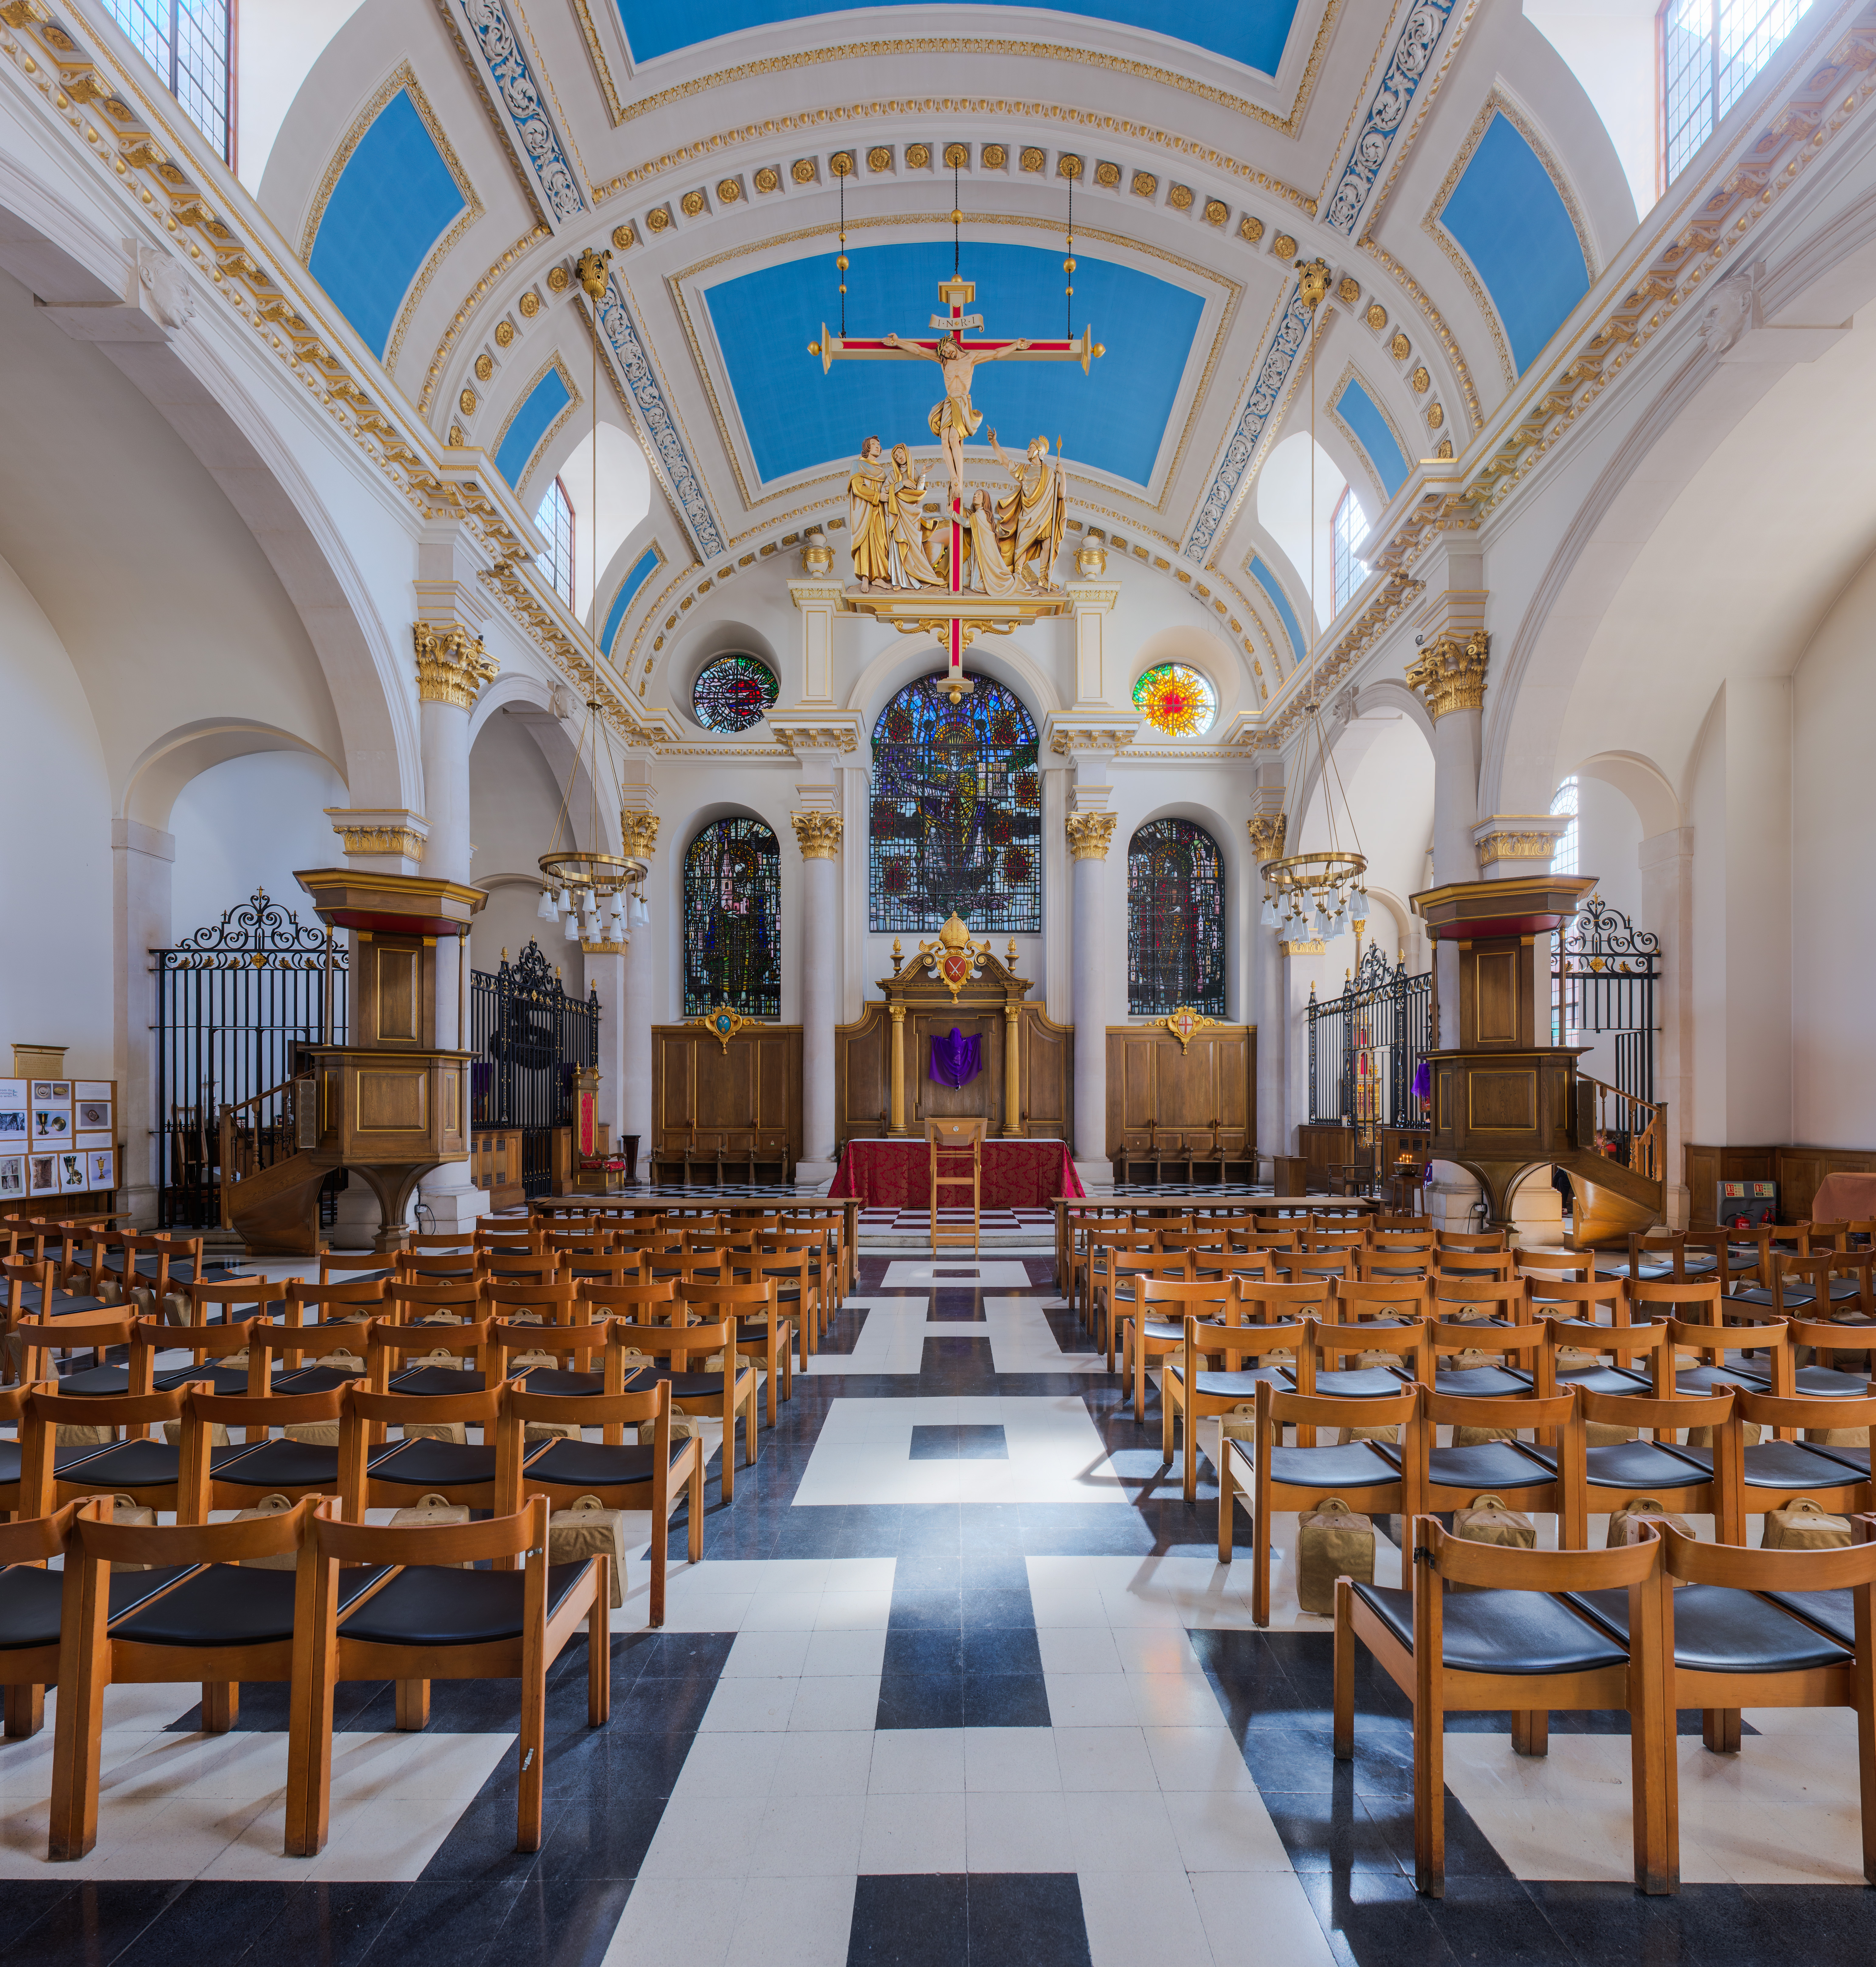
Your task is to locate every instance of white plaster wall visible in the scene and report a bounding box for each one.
[1792,548,1876,1148]
[1687,692,1728,1148]
[169,751,349,942]
[1563,771,1644,1086]
[469,709,591,996]
[0,550,113,1077]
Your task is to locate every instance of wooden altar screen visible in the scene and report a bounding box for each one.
[1105,1023,1256,1179]
[834,945,1072,1151]
[650,1023,802,1182]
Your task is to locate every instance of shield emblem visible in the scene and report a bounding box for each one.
[941,953,972,992]
[1171,1011,1196,1043]
[715,1013,733,1035]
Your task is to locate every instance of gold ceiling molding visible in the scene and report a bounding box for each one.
[419,227,552,416]
[581,5,1345,139]
[665,209,1243,519]
[568,0,626,124]
[1262,568,1424,747]
[1355,238,1481,437]
[592,108,1316,214]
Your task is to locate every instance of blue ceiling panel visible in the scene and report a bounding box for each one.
[1441,112,1590,375]
[616,0,1299,69]
[496,366,573,488]
[704,241,1204,489]
[1333,375,1408,498]
[308,89,464,359]
[601,547,660,654]
[1249,554,1305,665]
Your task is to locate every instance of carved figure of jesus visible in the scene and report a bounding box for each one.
[881,331,1030,507]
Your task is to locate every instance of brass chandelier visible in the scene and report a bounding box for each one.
[1257,256,1368,944]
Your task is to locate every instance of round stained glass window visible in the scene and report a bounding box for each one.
[692,654,779,733]
[1132,662,1217,738]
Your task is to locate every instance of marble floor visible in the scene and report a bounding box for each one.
[7,1254,1876,1965]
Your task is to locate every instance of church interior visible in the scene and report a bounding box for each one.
[6,0,1876,1957]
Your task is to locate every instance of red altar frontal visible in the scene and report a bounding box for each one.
[827,1139,1084,1209]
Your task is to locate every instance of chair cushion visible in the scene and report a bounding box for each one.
[112,1562,391,1648]
[1673,1361,1771,1394]
[1794,1365,1873,1398]
[1519,1439,1708,1489]
[62,1441,260,1489]
[336,1561,593,1647]
[272,1364,367,1395]
[1265,1443,1401,1490]
[368,1440,498,1487]
[1353,1581,1629,1673]
[1178,1366,1289,1399]
[1760,1588,1855,1648]
[508,1367,610,1398]
[1433,1364,1532,1398]
[1306,1367,1411,1399]
[1427,1442,1557,1493]
[387,1366,488,1397]
[1570,1582,1852,1673]
[210,1438,340,1490]
[642,1370,742,1401]
[525,1438,689,1488]
[1552,1365,1654,1396]
[0,1564,195,1651]
[1669,1440,1861,1489]
[1806,1442,1870,1476]
[149,1364,255,1396]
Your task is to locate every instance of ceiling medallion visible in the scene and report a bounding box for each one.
[1411,364,1430,392]
[494,319,515,346]
[944,143,970,168]
[547,264,570,291]
[458,386,477,415]
[1020,146,1045,172]
[1337,275,1360,305]
[1168,183,1193,210]
[1366,300,1387,330]
[867,145,893,171]
[1427,402,1445,429]
[716,178,742,203]
[1273,233,1297,259]
[1390,329,1411,360]
[681,189,707,216]
[1095,159,1120,187]
[1239,213,1264,242]
[612,223,636,248]
[754,166,781,193]
[646,205,672,231]
[791,158,817,183]
[1132,171,1158,198]
[518,291,541,317]
[1203,198,1228,226]
[981,144,1007,169]
[906,142,932,169]
[474,352,493,381]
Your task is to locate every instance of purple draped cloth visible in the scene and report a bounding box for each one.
[930,1028,982,1088]
[1411,1060,1431,1101]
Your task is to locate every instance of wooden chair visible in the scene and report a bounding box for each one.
[1326,1277,1432,1331]
[405,1229,478,1255]
[1686,1385,1875,1541]
[1415,1386,1577,1522]
[478,1253,562,1290]
[739,1238,824,1357]
[1270,1249,1356,1290]
[49,1493,348,1859]
[396,1252,481,1286]
[1430,1276,1530,1327]
[285,1495,609,1856]
[338,1374,510,1515]
[681,1275,791,1425]
[1436,1230,1507,1254]
[1334,1517,1674,1896]
[928,1117,986,1258]
[286,1278,387,1329]
[1103,1253,1192,1377]
[106,1230,204,1322]
[1219,1372,1423,1623]
[494,1347,701,1626]
[1355,1247,1432,1283]
[1433,1249,1517,1283]
[1662,1312,1790,1398]
[389,1277,486,1328]
[481,1277,582,1328]
[605,1312,757,1501]
[1127,1271,1244,1429]
[1550,1382,1732,1549]
[1782,1314,1876,1409]
[319,1252,395,1286]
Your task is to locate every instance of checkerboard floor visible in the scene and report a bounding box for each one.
[9,1253,1875,1967]
[855,1204,1055,1237]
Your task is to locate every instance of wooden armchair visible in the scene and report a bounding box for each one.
[285,1495,608,1857]
[285,1278,388,1329]
[1129,1271,1247,1432]
[1335,1518,1674,1896]
[681,1275,791,1424]
[604,1312,756,1502]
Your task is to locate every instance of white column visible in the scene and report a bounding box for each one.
[1068,576,1121,706]
[1281,938,1324,1165]
[112,819,173,1226]
[1066,812,1116,1168]
[1247,801,1287,1165]
[619,808,659,1172]
[792,812,843,1179]
[585,946,626,1144]
[1640,826,1695,1230]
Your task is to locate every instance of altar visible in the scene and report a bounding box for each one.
[828,1137,1083,1209]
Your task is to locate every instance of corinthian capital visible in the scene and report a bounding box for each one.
[791,812,844,859]
[1065,812,1118,860]
[1246,811,1287,866]
[620,812,660,861]
[1404,628,1488,720]
[413,623,499,709]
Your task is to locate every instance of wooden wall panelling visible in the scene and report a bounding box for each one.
[834,1006,890,1148]
[1103,1026,1255,1167]
[1019,1005,1073,1141]
[651,1026,802,1168]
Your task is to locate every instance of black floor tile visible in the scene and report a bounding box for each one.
[960,1587,1035,1630]
[271,1884,414,1967]
[353,1878,525,1967]
[848,1873,968,1965]
[875,1671,966,1729]
[959,1673,1052,1727]
[909,1424,1008,1460]
[889,1588,965,1631]
[488,1878,632,1967]
[3,1882,187,1967]
[883,1628,966,1676]
[931,1290,981,1321]
[961,1627,1043,1675]
[965,1873,1092,1967]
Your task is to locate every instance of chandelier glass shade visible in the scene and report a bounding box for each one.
[537,695,650,945]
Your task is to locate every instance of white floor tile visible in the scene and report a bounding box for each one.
[748,1792,866,1876]
[962,1727,1061,1793]
[722,1630,813,1678]
[802,1630,889,1678]
[637,1795,768,1878]
[1053,1727,1161,1794]
[1037,1628,1124,1675]
[1078,1860,1212,1967]
[1044,1674,1138,1728]
[858,1790,969,1873]
[787,1676,883,1732]
[672,1732,787,1800]
[964,1789,1076,1872]
[1161,1789,1295,1873]
[606,1875,746,1964]
[1064,1790,1186,1875]
[770,1731,878,1799]
[1190,1870,1337,1965]
[698,1678,796,1734]
[724,1873,857,1966]
[1128,1675,1231,1730]
[1141,1728,1260,1795]
[870,1728,965,1793]
[882,1262,1031,1288]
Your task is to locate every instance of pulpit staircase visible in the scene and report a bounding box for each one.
[1560,1075,1667,1247]
[218,1076,339,1253]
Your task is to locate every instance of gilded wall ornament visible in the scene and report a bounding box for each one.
[693,1003,756,1050]
[830,150,855,176]
[1155,1006,1218,1052]
[1019,146,1045,171]
[413,623,499,709]
[944,143,970,168]
[1390,330,1410,360]
[1132,170,1158,198]
[1410,364,1430,392]
[716,178,741,202]
[1064,812,1118,860]
[1404,628,1488,720]
[646,206,671,231]
[791,158,817,183]
[1246,811,1287,865]
[474,352,493,381]
[754,166,780,193]
[1238,214,1264,242]
[612,223,636,247]
[494,318,515,346]
[1337,276,1360,305]
[1203,199,1228,226]
[867,146,893,171]
[518,291,541,316]
[619,812,660,860]
[1436,438,1454,459]
[906,142,931,169]
[1273,233,1297,259]
[790,811,844,858]
[981,143,1008,169]
[1058,153,1083,179]
[1168,183,1193,209]
[681,189,707,216]
[458,387,477,415]
[449,423,464,446]
[1426,401,1445,429]
[1095,159,1120,187]
[547,264,570,291]
[1366,301,1387,330]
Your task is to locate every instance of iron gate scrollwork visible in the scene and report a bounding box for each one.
[469,940,599,1199]
[1551,895,1660,1102]
[155,889,345,1230]
[1307,945,1432,1132]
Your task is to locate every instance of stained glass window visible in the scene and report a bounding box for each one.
[683,817,781,1018]
[692,654,779,733]
[1128,818,1226,1018]
[869,675,1041,933]
[1132,663,1217,738]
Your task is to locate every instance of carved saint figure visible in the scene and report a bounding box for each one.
[987,430,1067,590]
[881,331,1030,508]
[884,444,947,588]
[847,435,893,590]
[966,489,1022,599]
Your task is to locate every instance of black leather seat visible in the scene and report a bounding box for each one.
[209,1438,348,1490]
[1732,1278,1865,1310]
[61,1440,264,1488]
[1422,1441,1556,1492]
[1792,1365,1874,1397]
[0,1563,194,1649]
[273,1363,370,1395]
[1266,1442,1400,1489]
[15,1290,114,1318]
[1761,1587,1855,1648]
[525,1437,690,1488]
[507,1365,608,1398]
[1295,1366,1411,1399]
[368,1439,498,1486]
[1570,1582,1852,1673]
[1521,1439,1708,1488]
[387,1366,488,1396]
[1352,1582,1627,1675]
[1673,1359,1772,1395]
[1432,1363,1533,1398]
[1552,1363,1654,1397]
[1177,1366,1291,1399]
[112,1562,390,1647]
[1805,1441,1870,1476]
[1669,1439,1860,1487]
[639,1368,741,1401]
[0,1441,130,1483]
[337,1561,594,1647]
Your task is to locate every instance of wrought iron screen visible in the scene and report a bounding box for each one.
[869,675,1042,932]
[682,817,782,1018]
[1127,818,1226,1016]
[469,940,599,1199]
[1551,896,1660,1101]
[155,890,344,1229]
[1307,946,1433,1131]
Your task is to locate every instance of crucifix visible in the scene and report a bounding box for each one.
[812,273,1099,700]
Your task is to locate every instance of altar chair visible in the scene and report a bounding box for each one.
[928,1118,987,1258]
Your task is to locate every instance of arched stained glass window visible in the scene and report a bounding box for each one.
[1133,662,1217,738]
[869,674,1041,933]
[693,654,779,733]
[683,817,780,1019]
[1128,818,1226,1018]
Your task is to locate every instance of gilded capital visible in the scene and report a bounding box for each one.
[1404,628,1488,720]
[413,623,498,709]
[791,811,844,859]
[1065,812,1118,860]
[325,807,427,862]
[1246,811,1287,866]
[620,811,660,860]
